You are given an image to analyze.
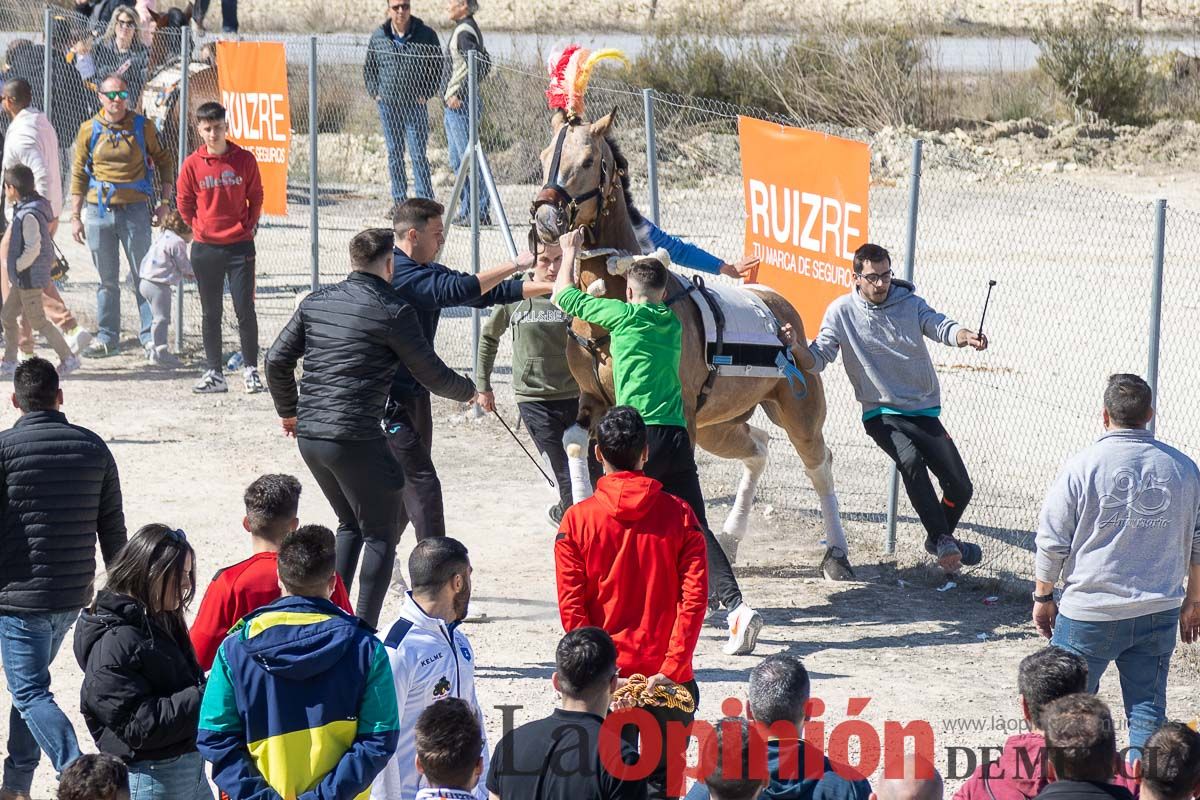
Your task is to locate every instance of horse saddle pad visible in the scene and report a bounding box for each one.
[669,273,787,379]
[144,61,210,134]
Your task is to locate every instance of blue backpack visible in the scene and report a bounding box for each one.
[84,114,156,215]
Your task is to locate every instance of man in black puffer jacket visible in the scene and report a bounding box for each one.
[265,227,476,628]
[0,357,126,799]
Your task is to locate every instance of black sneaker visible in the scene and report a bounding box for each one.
[821,546,856,581]
[546,502,565,529]
[957,538,983,566]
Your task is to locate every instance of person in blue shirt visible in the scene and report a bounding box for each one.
[632,216,760,280]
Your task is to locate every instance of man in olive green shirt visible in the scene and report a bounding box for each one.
[552,229,763,657]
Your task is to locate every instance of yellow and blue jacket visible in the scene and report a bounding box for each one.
[197,595,400,800]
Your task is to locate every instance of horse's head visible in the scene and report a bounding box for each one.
[146,3,193,75]
[530,107,624,246]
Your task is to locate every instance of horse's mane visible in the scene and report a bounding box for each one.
[603,132,644,226]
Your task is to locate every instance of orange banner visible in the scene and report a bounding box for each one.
[215,41,290,215]
[738,116,869,334]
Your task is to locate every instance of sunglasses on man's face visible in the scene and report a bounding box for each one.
[101,90,129,100]
[390,3,411,10]
[116,18,137,27]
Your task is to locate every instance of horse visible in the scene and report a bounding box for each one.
[529,108,853,580]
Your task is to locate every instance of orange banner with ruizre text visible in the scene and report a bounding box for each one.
[215,41,290,215]
[738,116,869,333]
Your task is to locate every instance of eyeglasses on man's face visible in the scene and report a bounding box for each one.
[101,89,129,100]
[857,270,893,286]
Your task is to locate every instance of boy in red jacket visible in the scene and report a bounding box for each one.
[189,474,352,671]
[555,405,708,800]
[176,100,264,396]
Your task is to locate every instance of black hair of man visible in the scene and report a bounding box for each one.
[58,753,129,800]
[1017,647,1088,731]
[1041,693,1118,783]
[853,243,891,273]
[1,77,32,108]
[13,357,59,412]
[409,536,470,594]
[349,227,395,271]
[704,717,767,800]
[3,164,36,199]
[1104,373,1153,429]
[555,627,618,700]
[393,197,444,236]
[195,101,226,122]
[1141,722,1200,800]
[596,406,647,472]
[748,654,811,729]
[626,258,668,294]
[415,697,483,789]
[243,474,303,543]
[277,524,337,597]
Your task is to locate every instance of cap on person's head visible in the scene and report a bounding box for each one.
[415,697,483,790]
[1041,693,1118,783]
[555,627,618,700]
[1140,721,1200,800]
[703,718,766,800]
[1017,646,1088,730]
[748,654,810,730]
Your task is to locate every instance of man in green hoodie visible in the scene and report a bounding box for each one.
[475,240,581,526]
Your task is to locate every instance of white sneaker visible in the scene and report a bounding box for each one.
[723,602,764,656]
[145,344,158,364]
[243,367,265,394]
[65,328,92,356]
[154,346,183,368]
[57,355,81,376]
[193,369,228,394]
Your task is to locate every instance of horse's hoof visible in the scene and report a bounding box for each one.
[821,547,856,581]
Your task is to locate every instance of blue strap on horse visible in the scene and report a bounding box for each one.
[776,348,808,400]
[85,115,156,218]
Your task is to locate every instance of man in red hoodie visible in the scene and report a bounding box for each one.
[176,100,264,396]
[954,647,1139,800]
[555,404,708,800]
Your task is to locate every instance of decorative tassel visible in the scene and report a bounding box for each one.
[544,43,627,119]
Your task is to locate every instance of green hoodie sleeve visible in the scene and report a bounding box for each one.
[553,286,633,331]
[475,300,514,393]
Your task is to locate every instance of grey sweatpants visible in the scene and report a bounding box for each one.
[138,278,173,349]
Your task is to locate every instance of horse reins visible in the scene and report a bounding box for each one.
[529,120,618,248]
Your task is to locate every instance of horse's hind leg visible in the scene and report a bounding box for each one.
[695,419,770,565]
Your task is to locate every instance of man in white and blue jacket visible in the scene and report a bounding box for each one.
[807,243,989,576]
[1034,372,1200,759]
[372,537,489,800]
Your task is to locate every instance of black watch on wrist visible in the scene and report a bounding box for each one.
[1032,591,1055,603]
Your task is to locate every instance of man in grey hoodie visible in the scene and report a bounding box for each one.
[1034,372,1200,759]
[807,243,988,574]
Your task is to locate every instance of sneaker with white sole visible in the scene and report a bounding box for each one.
[57,355,81,376]
[243,367,265,394]
[84,340,116,359]
[723,602,764,656]
[154,346,183,368]
[65,328,92,356]
[0,360,16,377]
[193,369,228,394]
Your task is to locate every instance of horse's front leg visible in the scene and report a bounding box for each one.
[563,391,606,504]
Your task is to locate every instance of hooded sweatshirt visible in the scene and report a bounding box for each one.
[554,471,708,683]
[475,273,577,403]
[1035,428,1200,622]
[176,141,263,245]
[807,280,961,419]
[954,733,1140,800]
[197,595,400,800]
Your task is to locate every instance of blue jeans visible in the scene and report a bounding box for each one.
[86,201,154,349]
[378,100,432,203]
[128,752,212,800]
[443,98,489,219]
[0,610,83,795]
[1052,607,1180,757]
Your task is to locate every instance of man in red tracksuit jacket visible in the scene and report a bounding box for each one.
[555,405,708,800]
[176,100,265,396]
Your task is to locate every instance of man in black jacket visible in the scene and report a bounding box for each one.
[265,227,478,628]
[387,198,551,552]
[0,357,126,800]
[364,0,441,209]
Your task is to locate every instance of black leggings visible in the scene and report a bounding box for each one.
[518,397,582,511]
[864,414,973,544]
[192,240,258,371]
[298,435,405,628]
[384,393,446,544]
[644,425,743,611]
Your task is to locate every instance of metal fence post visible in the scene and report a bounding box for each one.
[642,88,660,225]
[309,36,319,292]
[1147,198,1167,434]
[172,30,190,351]
[885,139,924,555]
[42,6,54,124]
[468,49,481,402]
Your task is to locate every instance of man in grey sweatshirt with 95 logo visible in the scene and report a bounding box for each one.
[1034,372,1200,760]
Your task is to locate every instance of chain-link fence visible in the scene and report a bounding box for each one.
[3,3,1192,587]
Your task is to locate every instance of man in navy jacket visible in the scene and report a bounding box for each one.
[382,199,551,573]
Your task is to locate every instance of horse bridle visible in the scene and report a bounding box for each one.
[529,121,615,246]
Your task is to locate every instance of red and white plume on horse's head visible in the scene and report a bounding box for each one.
[545,44,628,120]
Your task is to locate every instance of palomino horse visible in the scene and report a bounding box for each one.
[530,108,853,580]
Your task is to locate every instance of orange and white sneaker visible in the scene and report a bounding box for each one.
[723,602,763,656]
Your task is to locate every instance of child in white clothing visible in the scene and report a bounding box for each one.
[138,209,193,366]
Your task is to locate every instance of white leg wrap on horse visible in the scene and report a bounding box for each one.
[563,424,594,504]
[722,426,769,543]
[805,449,849,554]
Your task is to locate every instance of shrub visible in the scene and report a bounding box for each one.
[1033,5,1149,125]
